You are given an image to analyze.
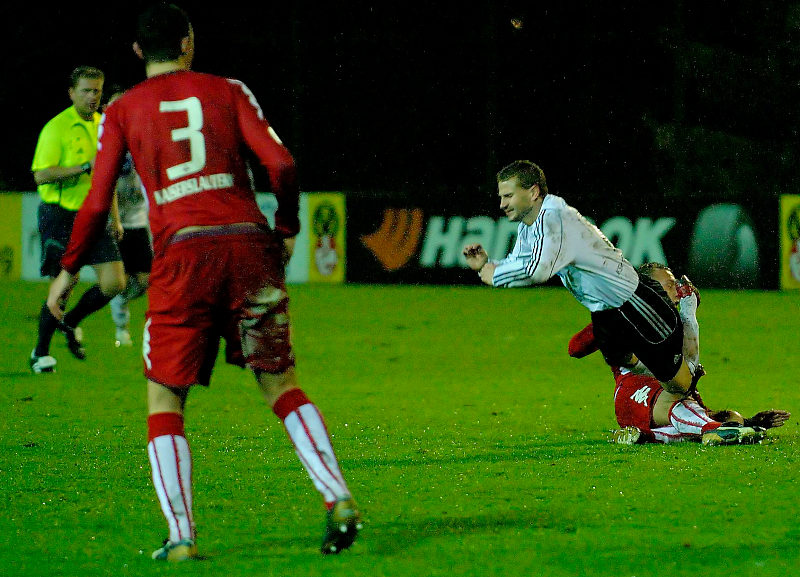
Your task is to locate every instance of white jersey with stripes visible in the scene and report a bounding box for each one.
[490,194,639,312]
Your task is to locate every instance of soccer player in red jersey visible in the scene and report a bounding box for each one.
[568,264,790,445]
[47,3,360,560]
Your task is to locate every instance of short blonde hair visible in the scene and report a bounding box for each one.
[70,66,104,88]
[496,160,548,195]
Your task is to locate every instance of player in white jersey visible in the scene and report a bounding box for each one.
[109,151,151,346]
[104,90,153,347]
[463,160,695,396]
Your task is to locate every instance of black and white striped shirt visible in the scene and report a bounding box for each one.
[491,194,639,312]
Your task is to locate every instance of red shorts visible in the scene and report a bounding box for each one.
[144,228,294,387]
[613,371,664,432]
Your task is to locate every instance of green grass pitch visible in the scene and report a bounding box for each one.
[1,280,798,576]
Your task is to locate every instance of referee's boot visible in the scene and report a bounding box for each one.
[30,350,57,374]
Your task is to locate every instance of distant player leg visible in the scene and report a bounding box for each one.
[110,275,147,345]
[110,275,145,328]
[113,229,152,345]
[64,261,125,327]
[31,206,75,370]
[109,293,130,331]
[59,262,125,358]
[34,301,62,357]
[63,285,114,329]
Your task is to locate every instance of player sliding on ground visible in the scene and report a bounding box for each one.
[567,263,791,445]
[46,3,361,561]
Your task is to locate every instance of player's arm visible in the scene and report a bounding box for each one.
[464,234,527,286]
[744,410,791,429]
[231,80,300,238]
[462,244,496,285]
[462,244,488,271]
[492,209,565,287]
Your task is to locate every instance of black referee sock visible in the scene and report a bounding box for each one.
[34,302,60,357]
[63,285,113,329]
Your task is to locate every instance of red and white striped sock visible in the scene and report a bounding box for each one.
[668,400,720,437]
[147,412,195,543]
[273,388,350,508]
[650,426,688,444]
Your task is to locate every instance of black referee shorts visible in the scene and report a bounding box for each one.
[38,202,121,277]
[590,274,684,382]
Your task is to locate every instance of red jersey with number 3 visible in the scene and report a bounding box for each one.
[62,70,299,273]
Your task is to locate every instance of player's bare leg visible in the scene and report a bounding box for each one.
[258,367,362,554]
[661,359,694,394]
[31,275,80,373]
[653,388,766,446]
[146,381,197,561]
[59,261,126,360]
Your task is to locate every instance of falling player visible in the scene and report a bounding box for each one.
[465,160,700,397]
[47,3,361,561]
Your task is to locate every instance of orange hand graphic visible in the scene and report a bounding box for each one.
[361,208,424,271]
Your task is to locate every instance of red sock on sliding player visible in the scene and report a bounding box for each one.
[568,323,599,358]
[668,400,720,437]
[273,388,351,508]
[147,412,195,542]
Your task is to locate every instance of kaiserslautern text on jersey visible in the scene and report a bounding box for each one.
[153,173,233,205]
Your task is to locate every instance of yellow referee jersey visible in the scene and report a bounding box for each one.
[31,106,100,211]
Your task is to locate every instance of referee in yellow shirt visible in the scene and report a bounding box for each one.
[30,66,125,373]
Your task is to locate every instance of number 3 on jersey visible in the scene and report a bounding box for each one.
[160,97,206,180]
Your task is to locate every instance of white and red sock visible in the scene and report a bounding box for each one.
[668,399,720,437]
[650,426,688,444]
[679,294,700,373]
[147,412,195,543]
[273,388,351,508]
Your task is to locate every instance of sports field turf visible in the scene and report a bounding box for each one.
[1,280,798,576]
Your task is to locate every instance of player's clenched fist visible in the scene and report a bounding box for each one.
[462,244,488,271]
